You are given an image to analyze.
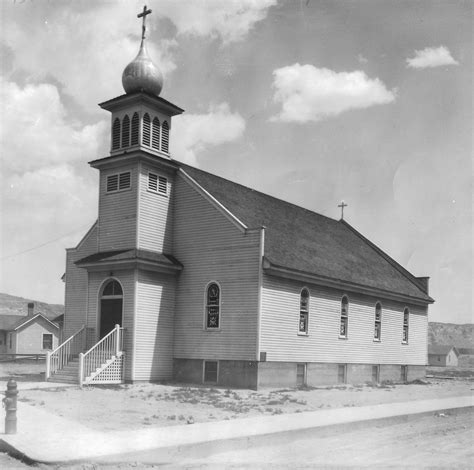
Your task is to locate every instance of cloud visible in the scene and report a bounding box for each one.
[406,46,459,69]
[0,79,107,173]
[161,0,277,44]
[270,64,396,123]
[171,103,246,164]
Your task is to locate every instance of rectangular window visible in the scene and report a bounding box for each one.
[203,361,218,383]
[148,172,168,195]
[401,365,408,383]
[106,172,131,193]
[296,363,306,386]
[402,310,409,343]
[42,334,53,350]
[338,364,346,384]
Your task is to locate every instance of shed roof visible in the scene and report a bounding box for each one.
[180,164,433,304]
[428,344,459,356]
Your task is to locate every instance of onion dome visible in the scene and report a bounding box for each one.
[122,39,163,96]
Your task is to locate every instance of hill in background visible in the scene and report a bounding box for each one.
[0,292,64,321]
[428,322,473,350]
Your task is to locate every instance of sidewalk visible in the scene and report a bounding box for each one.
[0,394,472,465]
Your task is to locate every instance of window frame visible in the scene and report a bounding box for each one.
[374,302,382,342]
[203,360,219,384]
[339,295,349,339]
[204,282,221,330]
[42,333,53,350]
[298,288,310,335]
[402,308,409,344]
[147,172,169,196]
[106,171,132,194]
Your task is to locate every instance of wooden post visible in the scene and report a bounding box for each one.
[45,351,51,379]
[78,353,84,387]
[115,324,120,356]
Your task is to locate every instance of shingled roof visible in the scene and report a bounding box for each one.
[180,163,433,304]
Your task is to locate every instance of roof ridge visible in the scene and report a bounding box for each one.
[177,162,339,225]
[340,220,433,302]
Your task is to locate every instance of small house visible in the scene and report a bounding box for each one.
[428,345,459,367]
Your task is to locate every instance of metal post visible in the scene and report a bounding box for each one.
[2,379,18,434]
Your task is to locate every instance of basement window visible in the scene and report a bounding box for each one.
[42,334,53,350]
[203,361,218,383]
[338,364,347,384]
[106,172,131,193]
[148,172,168,195]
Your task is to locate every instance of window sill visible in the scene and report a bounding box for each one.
[338,335,348,340]
[204,328,222,332]
[373,338,381,343]
[297,332,309,337]
[106,187,132,195]
[401,341,408,345]
[147,188,169,197]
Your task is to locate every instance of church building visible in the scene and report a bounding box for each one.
[48,9,434,389]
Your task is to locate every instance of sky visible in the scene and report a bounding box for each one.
[0,0,472,324]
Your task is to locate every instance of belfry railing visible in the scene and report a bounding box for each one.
[46,325,86,379]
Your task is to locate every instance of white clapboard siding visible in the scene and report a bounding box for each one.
[98,165,137,251]
[87,270,135,380]
[173,174,260,361]
[63,224,98,339]
[134,270,176,380]
[137,163,174,253]
[261,275,428,365]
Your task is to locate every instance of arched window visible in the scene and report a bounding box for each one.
[161,121,169,153]
[112,118,121,150]
[340,296,349,338]
[402,308,409,343]
[374,302,382,340]
[121,115,130,148]
[142,113,151,147]
[131,112,139,146]
[102,279,123,296]
[205,283,220,329]
[299,288,309,334]
[152,117,160,150]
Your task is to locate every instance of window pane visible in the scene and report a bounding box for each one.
[204,361,218,383]
[43,334,53,350]
[299,312,308,333]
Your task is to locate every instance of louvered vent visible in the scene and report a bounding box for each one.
[161,121,169,153]
[121,115,130,147]
[106,174,119,192]
[143,113,151,147]
[148,172,158,192]
[112,118,121,150]
[119,172,131,190]
[158,176,167,194]
[152,117,160,150]
[131,112,139,146]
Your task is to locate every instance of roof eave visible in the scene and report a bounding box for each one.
[263,258,434,306]
[76,257,182,275]
[98,92,184,116]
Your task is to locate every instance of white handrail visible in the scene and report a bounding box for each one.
[79,324,123,386]
[46,325,85,379]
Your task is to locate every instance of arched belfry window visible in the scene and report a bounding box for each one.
[340,296,349,338]
[402,308,409,343]
[152,117,160,150]
[374,302,382,340]
[205,282,220,329]
[162,121,169,153]
[131,112,139,146]
[299,288,309,334]
[112,118,121,150]
[121,115,130,148]
[143,113,151,147]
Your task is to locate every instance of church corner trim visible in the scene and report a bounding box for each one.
[178,168,248,233]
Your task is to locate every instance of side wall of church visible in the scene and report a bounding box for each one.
[137,162,175,253]
[134,269,176,381]
[260,274,428,365]
[172,173,261,362]
[63,224,98,339]
[98,164,138,251]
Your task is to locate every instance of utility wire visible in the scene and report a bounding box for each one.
[1,225,92,261]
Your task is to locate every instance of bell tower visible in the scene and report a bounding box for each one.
[89,6,184,253]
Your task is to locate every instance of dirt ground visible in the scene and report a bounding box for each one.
[0,360,471,432]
